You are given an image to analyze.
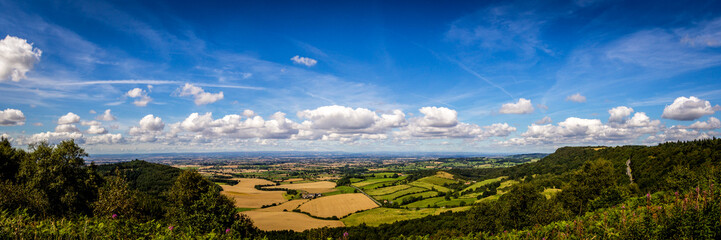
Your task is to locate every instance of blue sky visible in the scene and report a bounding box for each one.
[1,0,721,154]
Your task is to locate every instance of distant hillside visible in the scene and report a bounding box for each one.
[451,139,721,193]
[97,160,183,197]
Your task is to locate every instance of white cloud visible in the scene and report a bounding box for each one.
[57,112,80,124]
[295,106,407,141]
[86,125,108,134]
[55,124,80,133]
[85,133,124,144]
[176,111,300,140]
[89,110,97,114]
[535,116,552,124]
[138,114,165,132]
[0,108,26,126]
[566,93,587,103]
[0,35,42,82]
[504,107,663,145]
[298,105,379,130]
[418,107,458,128]
[396,107,514,139]
[96,109,116,121]
[680,117,721,130]
[128,114,165,142]
[499,98,534,114]
[125,88,152,107]
[80,120,101,126]
[27,132,84,145]
[179,83,224,105]
[608,106,634,122]
[646,128,712,143]
[242,109,256,117]
[290,55,317,67]
[662,96,715,121]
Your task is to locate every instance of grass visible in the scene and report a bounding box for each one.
[542,188,562,199]
[408,181,451,193]
[342,207,472,227]
[497,180,520,194]
[235,208,255,212]
[460,176,506,193]
[366,184,412,196]
[402,197,444,208]
[374,187,427,201]
[416,176,457,186]
[352,176,407,188]
[324,186,357,196]
[395,191,439,202]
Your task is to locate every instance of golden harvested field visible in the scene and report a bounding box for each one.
[242,211,344,231]
[257,199,309,212]
[298,193,379,218]
[220,178,286,208]
[264,181,337,193]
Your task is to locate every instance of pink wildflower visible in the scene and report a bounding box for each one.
[168,225,174,231]
[225,228,231,234]
[111,214,117,219]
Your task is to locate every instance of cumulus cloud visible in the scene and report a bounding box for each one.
[566,93,587,103]
[294,106,407,141]
[242,109,256,117]
[298,105,379,130]
[85,133,124,145]
[128,114,165,142]
[175,111,300,140]
[126,88,152,107]
[96,109,116,121]
[80,120,101,126]
[57,112,80,125]
[396,107,514,139]
[504,106,663,145]
[0,108,26,126]
[86,125,108,134]
[55,124,80,133]
[418,107,458,127]
[290,55,317,67]
[662,96,715,121]
[0,35,42,82]
[27,132,84,145]
[608,106,634,123]
[138,114,165,132]
[646,128,713,143]
[179,83,224,105]
[679,117,721,130]
[535,116,552,124]
[499,98,534,114]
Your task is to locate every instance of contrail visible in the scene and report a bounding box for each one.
[452,60,514,99]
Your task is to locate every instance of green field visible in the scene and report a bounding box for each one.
[460,176,506,193]
[374,187,427,200]
[396,191,439,203]
[324,186,357,196]
[416,175,457,186]
[352,176,406,188]
[366,184,411,196]
[408,181,451,192]
[341,207,471,227]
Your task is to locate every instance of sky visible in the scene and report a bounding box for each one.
[1,0,721,154]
